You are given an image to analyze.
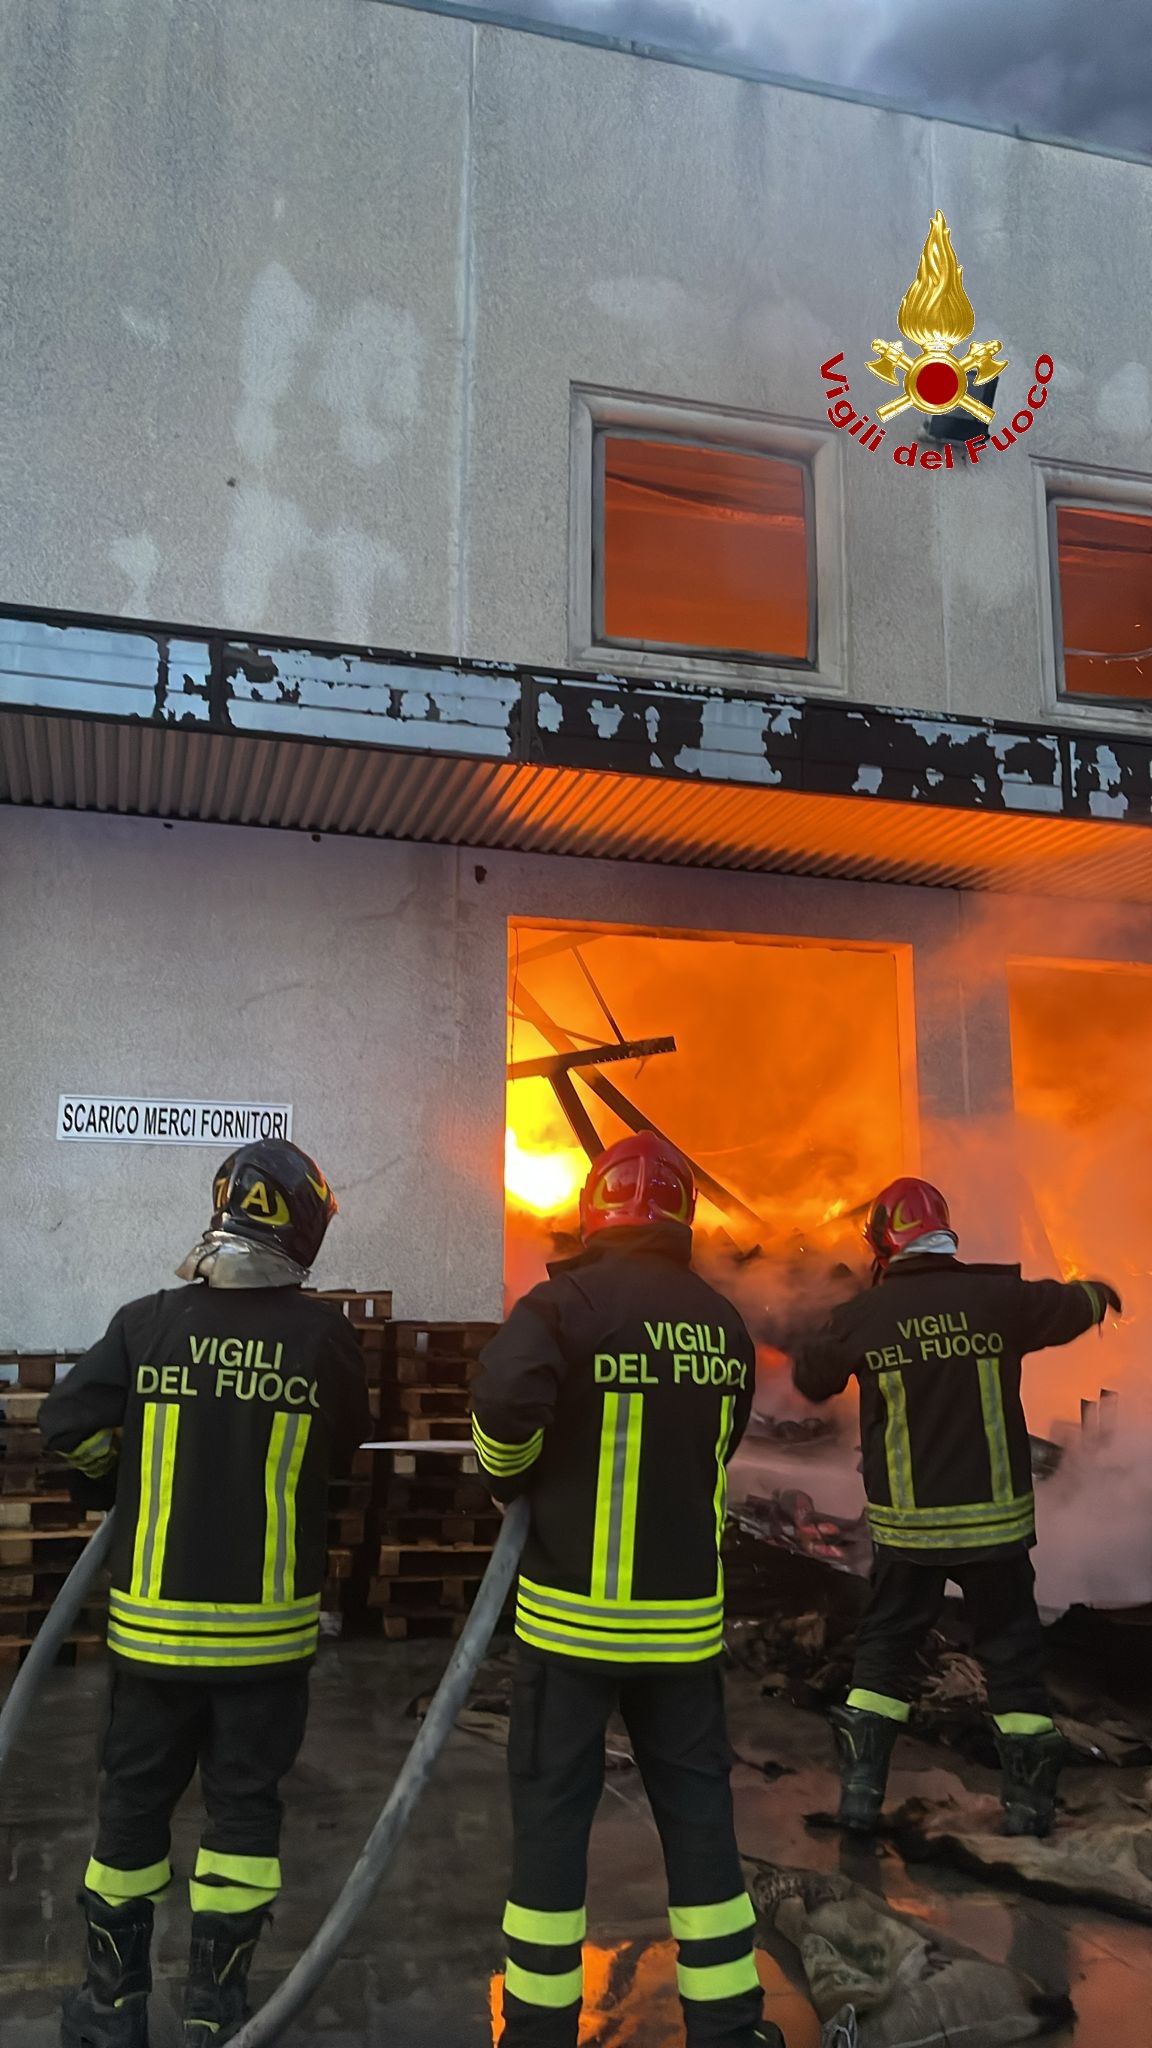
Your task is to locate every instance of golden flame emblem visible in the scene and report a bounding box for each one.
[868,212,1007,424]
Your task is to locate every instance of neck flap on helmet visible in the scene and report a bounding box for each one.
[176,1232,309,1290]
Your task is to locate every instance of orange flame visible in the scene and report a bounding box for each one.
[898,211,975,350]
[505,1127,586,1217]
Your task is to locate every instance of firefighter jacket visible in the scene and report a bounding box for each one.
[793,1257,1110,1563]
[39,1286,371,1678]
[470,1226,756,1665]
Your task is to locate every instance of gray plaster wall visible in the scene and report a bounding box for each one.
[7,805,1151,1349]
[1,0,1150,726]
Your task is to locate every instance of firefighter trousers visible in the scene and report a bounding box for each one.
[851,1550,1052,1720]
[85,1663,310,1915]
[501,1646,765,2048]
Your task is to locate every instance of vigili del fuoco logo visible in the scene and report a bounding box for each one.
[818,212,1053,470]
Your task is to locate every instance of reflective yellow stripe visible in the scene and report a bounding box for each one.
[503,1902,587,1945]
[85,1856,172,1902]
[677,1955,761,2002]
[669,1895,755,1941]
[846,1689,911,1722]
[471,1418,544,1475]
[879,1372,915,1512]
[994,1712,1056,1736]
[868,1493,1034,1530]
[66,1429,118,1475]
[263,1413,311,1604]
[195,1850,282,1890]
[189,1880,279,1914]
[504,1961,584,2009]
[977,1357,1014,1505]
[110,1590,320,1630]
[518,1577,722,1618]
[131,1403,179,1600]
[868,1492,1035,1551]
[591,1393,644,1602]
[108,1624,318,1667]
[868,1520,1033,1552]
[1079,1280,1104,1324]
[591,1395,619,1599]
[515,1612,724,1664]
[713,1395,735,1593]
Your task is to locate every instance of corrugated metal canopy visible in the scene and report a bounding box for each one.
[5,707,1152,901]
[3,606,1152,898]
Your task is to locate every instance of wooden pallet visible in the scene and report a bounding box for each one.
[388,1321,498,1363]
[0,1635,105,1670]
[378,1511,500,1546]
[397,1387,478,1420]
[373,1611,468,1643]
[0,1356,64,1392]
[307,1290,394,1326]
[376,1542,495,1581]
[383,1471,493,1514]
[368,1576,477,1613]
[0,1527,89,1568]
[0,1393,49,1428]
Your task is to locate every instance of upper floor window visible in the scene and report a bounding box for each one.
[570,390,845,695]
[597,435,813,666]
[1053,502,1152,705]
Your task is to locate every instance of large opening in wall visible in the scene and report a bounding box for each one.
[1008,956,1152,1421]
[503,922,918,1399]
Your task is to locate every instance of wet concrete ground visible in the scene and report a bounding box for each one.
[2,1640,1149,2044]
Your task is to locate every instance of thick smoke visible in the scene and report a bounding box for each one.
[475,0,1152,158]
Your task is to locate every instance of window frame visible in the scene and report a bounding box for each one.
[1037,460,1152,730]
[570,387,847,696]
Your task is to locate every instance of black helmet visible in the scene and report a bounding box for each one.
[210,1142,338,1271]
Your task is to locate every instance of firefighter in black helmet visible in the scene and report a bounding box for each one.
[794,1176,1121,1840]
[40,1142,371,2048]
[471,1133,786,2048]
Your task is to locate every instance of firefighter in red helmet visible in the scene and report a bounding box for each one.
[40,1142,370,2047]
[471,1132,785,2048]
[794,1174,1121,1838]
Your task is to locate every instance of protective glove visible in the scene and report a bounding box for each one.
[1088,1279,1123,1318]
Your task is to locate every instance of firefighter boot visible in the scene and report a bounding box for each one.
[183,1906,268,2044]
[60,1892,153,2048]
[830,1705,901,1833]
[995,1726,1066,1838]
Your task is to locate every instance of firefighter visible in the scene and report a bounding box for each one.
[793,1175,1121,1840]
[39,1141,371,2048]
[471,1131,784,2048]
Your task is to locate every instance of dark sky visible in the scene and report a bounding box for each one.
[467,0,1152,158]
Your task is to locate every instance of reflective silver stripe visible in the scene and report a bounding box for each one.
[519,1575,723,1619]
[131,1403,179,1600]
[262,1412,311,1604]
[108,1625,318,1663]
[109,1593,320,1630]
[515,1615,724,1660]
[271,1416,295,1603]
[518,1588,724,1631]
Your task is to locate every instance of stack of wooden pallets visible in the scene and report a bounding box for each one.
[304,1289,393,1619]
[368,1320,503,1640]
[0,1299,514,1665]
[0,1350,106,1669]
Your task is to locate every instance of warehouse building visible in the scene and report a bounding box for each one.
[1,0,1151,1493]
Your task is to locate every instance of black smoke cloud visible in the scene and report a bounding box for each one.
[474,0,1152,158]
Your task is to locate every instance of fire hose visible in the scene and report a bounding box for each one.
[0,1484,530,2044]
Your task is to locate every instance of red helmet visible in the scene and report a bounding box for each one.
[864,1177,952,1266]
[579,1131,696,1243]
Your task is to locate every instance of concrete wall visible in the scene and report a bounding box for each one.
[7,805,1152,1349]
[1,0,1150,725]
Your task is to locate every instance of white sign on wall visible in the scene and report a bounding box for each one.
[57,1096,294,1146]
